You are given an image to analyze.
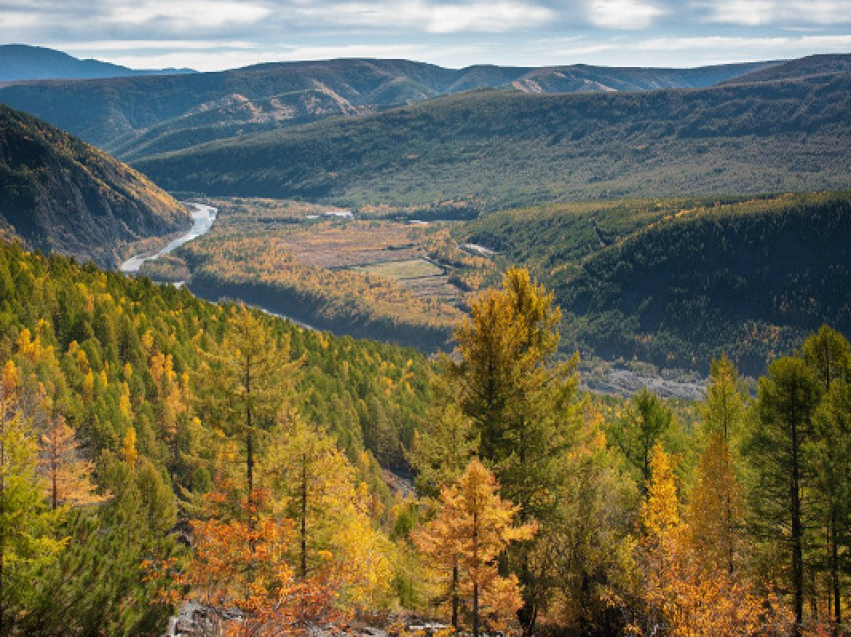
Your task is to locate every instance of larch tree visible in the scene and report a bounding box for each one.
[261,416,392,614]
[443,267,579,635]
[414,459,535,637]
[812,376,851,628]
[639,444,682,635]
[182,483,298,637]
[409,373,478,500]
[802,325,850,627]
[197,305,301,519]
[699,354,749,445]
[611,387,675,496]
[690,355,749,575]
[39,414,103,510]
[0,361,62,634]
[802,325,850,392]
[748,356,821,628]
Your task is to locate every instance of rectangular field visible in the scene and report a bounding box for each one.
[353,259,444,280]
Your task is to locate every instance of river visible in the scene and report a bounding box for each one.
[120,202,217,274]
[119,202,317,330]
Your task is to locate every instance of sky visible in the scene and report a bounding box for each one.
[2,0,851,71]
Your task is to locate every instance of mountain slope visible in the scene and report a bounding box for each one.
[0,57,772,158]
[0,44,194,83]
[458,192,851,374]
[132,70,851,211]
[719,53,851,85]
[0,104,190,268]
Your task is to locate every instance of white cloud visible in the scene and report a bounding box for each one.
[633,33,851,53]
[91,42,490,71]
[0,11,41,29]
[587,0,665,29]
[289,0,556,33]
[699,0,851,26]
[108,1,272,28]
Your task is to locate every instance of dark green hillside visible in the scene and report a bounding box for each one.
[0,56,769,159]
[471,193,851,374]
[134,72,851,211]
[0,104,189,268]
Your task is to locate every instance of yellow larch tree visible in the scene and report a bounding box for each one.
[262,415,392,617]
[414,458,536,637]
[39,414,104,510]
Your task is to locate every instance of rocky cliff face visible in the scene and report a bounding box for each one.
[0,104,190,268]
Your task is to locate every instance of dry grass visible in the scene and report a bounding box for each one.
[353,259,444,280]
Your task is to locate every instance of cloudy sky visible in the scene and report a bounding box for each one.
[2,0,851,71]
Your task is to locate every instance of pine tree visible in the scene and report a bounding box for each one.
[414,459,535,637]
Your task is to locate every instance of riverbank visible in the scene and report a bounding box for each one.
[120,202,217,274]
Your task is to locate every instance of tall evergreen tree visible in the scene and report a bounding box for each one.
[197,305,300,514]
[442,267,579,634]
[748,356,821,628]
[610,387,675,495]
[802,326,850,627]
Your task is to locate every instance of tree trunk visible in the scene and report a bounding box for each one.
[791,419,804,628]
[473,581,479,637]
[301,454,307,579]
[451,564,459,633]
[831,513,841,630]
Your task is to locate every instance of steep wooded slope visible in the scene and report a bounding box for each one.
[0,104,190,267]
[460,192,851,374]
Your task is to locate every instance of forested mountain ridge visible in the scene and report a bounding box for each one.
[132,68,851,212]
[0,44,195,83]
[0,104,190,268]
[0,55,773,159]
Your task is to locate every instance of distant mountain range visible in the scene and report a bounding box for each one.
[0,54,777,160]
[0,44,195,83]
[132,55,851,212]
[0,104,190,267]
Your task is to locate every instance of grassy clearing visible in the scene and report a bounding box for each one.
[353,259,444,280]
